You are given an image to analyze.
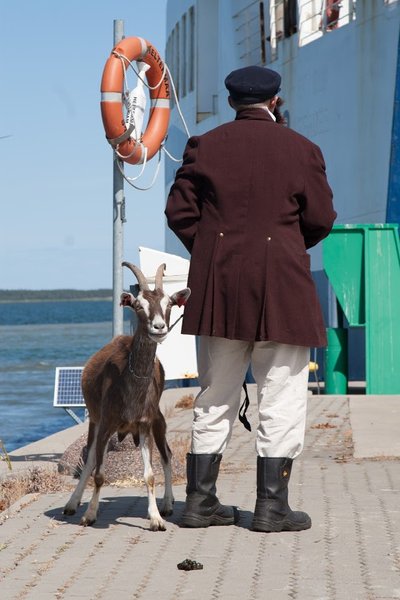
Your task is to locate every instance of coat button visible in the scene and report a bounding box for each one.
[266,236,272,241]
[219,232,224,237]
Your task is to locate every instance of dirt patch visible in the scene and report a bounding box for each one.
[58,431,190,486]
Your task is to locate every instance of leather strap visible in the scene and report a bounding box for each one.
[239,381,252,432]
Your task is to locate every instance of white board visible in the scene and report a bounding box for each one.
[139,246,198,381]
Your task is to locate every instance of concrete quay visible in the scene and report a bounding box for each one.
[0,386,399,599]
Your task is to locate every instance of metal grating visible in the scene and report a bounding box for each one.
[53,367,85,407]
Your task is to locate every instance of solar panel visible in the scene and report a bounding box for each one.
[53,366,85,408]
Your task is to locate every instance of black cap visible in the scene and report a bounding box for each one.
[225,66,281,104]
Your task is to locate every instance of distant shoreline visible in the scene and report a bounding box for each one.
[0,290,113,303]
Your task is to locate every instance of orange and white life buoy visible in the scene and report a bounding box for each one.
[100,37,170,165]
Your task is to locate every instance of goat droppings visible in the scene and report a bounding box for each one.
[177,559,204,571]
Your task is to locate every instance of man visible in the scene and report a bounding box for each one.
[165,66,336,532]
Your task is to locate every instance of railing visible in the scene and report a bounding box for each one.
[233,0,358,66]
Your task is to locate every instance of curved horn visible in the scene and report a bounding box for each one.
[155,263,166,290]
[122,262,149,291]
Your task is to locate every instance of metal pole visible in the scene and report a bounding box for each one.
[112,19,125,337]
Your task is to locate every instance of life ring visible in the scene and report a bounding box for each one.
[100,37,170,165]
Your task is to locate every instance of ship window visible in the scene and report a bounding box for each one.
[166,25,180,106]
[197,0,218,122]
[166,33,174,107]
[233,1,269,66]
[188,6,195,93]
[298,0,356,46]
[166,7,195,106]
[181,13,187,98]
[267,0,297,61]
[284,0,298,36]
[298,0,323,45]
[260,2,267,64]
[272,0,297,39]
[173,23,180,99]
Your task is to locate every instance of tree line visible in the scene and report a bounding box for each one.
[0,289,113,302]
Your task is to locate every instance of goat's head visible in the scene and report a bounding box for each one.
[120,262,191,343]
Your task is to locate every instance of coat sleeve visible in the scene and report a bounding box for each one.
[299,143,337,249]
[165,136,203,254]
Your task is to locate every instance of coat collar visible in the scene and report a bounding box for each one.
[235,107,275,123]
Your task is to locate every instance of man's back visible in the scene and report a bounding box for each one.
[165,107,336,345]
[182,108,332,252]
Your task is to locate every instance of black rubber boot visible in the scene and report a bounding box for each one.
[180,453,239,528]
[252,457,311,532]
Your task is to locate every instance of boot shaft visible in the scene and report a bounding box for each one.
[186,453,222,496]
[256,456,293,501]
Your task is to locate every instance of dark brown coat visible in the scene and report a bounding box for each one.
[165,108,336,347]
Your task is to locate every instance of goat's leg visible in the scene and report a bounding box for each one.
[153,413,174,516]
[139,431,166,531]
[80,427,110,526]
[63,422,98,516]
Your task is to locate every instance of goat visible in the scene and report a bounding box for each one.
[63,262,191,530]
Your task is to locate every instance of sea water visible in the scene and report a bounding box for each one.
[0,301,123,452]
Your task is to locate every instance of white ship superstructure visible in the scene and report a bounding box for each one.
[163,0,400,383]
[165,0,400,266]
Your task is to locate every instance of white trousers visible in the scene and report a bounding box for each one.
[191,337,310,459]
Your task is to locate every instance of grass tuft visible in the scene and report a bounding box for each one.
[0,467,66,513]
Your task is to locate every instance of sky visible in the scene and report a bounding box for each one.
[0,0,169,289]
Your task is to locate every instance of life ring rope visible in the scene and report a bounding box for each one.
[112,49,168,92]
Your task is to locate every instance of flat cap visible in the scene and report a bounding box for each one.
[225,66,281,104]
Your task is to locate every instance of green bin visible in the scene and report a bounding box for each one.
[323,224,400,394]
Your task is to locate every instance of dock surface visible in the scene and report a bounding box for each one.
[1,386,399,599]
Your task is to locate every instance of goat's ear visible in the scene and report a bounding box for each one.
[120,292,136,307]
[170,287,191,307]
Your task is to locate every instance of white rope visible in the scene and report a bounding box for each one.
[162,146,183,163]
[116,146,148,179]
[115,141,144,161]
[116,147,164,191]
[165,64,191,139]
[112,50,166,92]
[109,49,191,190]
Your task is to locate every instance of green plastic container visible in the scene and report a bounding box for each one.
[323,224,400,394]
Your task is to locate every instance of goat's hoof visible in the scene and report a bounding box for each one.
[160,507,173,517]
[150,519,166,532]
[63,506,76,516]
[80,515,96,527]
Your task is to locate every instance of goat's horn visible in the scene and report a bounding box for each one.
[122,262,149,291]
[155,263,166,290]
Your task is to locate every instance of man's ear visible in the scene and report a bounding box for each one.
[268,95,278,111]
[170,288,191,307]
